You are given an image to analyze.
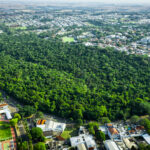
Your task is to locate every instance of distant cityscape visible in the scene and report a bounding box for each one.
[0,4,150,56]
[0,2,150,150]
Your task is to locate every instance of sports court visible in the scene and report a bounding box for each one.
[0,126,16,150]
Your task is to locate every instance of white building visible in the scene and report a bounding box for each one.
[104,140,120,150]
[70,134,97,150]
[37,120,66,132]
[99,126,108,135]
[84,42,94,46]
[0,104,8,110]
[123,138,138,149]
[0,104,12,120]
[141,37,150,44]
[142,134,150,145]
[85,136,97,150]
[79,126,86,135]
[70,135,84,147]
[77,143,87,150]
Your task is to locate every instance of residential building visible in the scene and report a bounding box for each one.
[108,127,120,140]
[0,103,12,120]
[106,123,120,140]
[37,119,66,133]
[0,104,8,110]
[99,126,108,135]
[70,134,97,150]
[123,138,138,149]
[77,143,87,150]
[142,134,150,145]
[104,140,120,150]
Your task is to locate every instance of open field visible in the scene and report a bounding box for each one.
[62,37,75,43]
[0,121,12,141]
[61,127,78,139]
[14,26,27,30]
[10,26,27,32]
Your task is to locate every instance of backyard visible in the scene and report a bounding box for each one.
[61,127,78,139]
[0,121,12,141]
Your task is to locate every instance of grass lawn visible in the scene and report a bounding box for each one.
[10,26,27,32]
[61,127,78,139]
[15,26,27,30]
[62,37,75,43]
[0,121,12,141]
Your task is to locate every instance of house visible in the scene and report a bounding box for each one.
[0,30,3,34]
[77,143,87,150]
[106,123,113,128]
[104,140,120,150]
[136,126,145,131]
[99,126,107,135]
[0,104,8,110]
[108,127,120,140]
[129,129,136,134]
[142,134,150,145]
[70,135,84,147]
[56,136,65,141]
[140,37,150,45]
[70,134,97,150]
[79,126,86,135]
[123,138,138,149]
[37,119,66,133]
[0,103,12,120]
[85,136,97,150]
[106,123,120,140]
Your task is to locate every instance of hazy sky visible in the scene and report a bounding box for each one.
[26,0,150,4]
[65,0,149,3]
[0,0,150,4]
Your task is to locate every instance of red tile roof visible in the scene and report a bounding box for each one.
[136,126,145,130]
[56,136,65,141]
[0,104,8,107]
[107,123,113,127]
[37,119,46,125]
[129,129,136,133]
[108,128,119,135]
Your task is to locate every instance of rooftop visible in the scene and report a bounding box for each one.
[37,120,66,132]
[106,123,113,127]
[104,140,120,150]
[77,143,87,150]
[70,134,97,150]
[0,104,8,107]
[142,134,150,145]
[0,104,12,120]
[108,128,119,135]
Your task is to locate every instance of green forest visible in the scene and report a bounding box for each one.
[0,29,150,122]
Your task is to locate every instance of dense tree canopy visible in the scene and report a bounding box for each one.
[0,33,150,121]
[19,105,36,117]
[31,127,43,141]
[96,131,106,141]
[140,118,150,135]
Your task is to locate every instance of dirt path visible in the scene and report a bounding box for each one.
[0,90,19,114]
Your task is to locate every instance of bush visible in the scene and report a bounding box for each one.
[31,127,43,142]
[130,115,140,124]
[34,142,46,150]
